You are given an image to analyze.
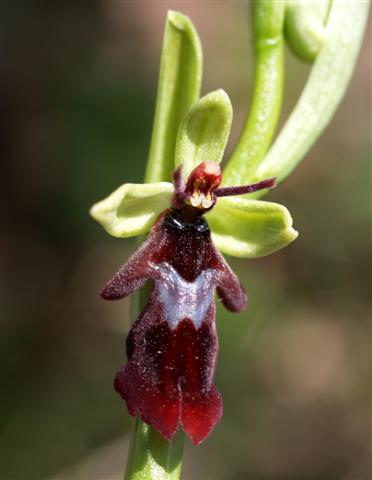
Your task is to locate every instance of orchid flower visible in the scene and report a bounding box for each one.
[90,88,297,444]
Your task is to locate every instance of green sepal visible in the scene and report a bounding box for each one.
[175,89,233,179]
[207,197,298,258]
[90,182,174,238]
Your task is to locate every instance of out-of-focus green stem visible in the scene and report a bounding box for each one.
[284,0,330,62]
[222,0,285,186]
[125,10,203,480]
[251,0,370,196]
[145,10,202,183]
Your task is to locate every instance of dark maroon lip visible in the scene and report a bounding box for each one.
[101,204,246,443]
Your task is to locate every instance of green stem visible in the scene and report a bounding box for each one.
[125,10,203,480]
[222,0,285,186]
[125,419,185,480]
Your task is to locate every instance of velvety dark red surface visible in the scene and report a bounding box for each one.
[102,207,247,443]
[115,315,221,444]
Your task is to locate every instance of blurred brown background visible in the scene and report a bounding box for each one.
[0,2,371,479]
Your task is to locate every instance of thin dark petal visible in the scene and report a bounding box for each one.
[173,165,185,195]
[100,214,166,300]
[214,177,276,197]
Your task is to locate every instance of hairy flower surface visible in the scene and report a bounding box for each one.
[99,163,283,444]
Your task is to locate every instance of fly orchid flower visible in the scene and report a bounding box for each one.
[90,89,298,444]
[98,162,277,444]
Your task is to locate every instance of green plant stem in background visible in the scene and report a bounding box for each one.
[145,10,202,183]
[125,11,202,480]
[251,0,370,194]
[222,0,285,186]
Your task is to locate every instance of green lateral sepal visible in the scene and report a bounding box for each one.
[90,182,174,238]
[207,197,298,258]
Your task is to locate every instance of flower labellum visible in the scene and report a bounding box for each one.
[101,162,275,444]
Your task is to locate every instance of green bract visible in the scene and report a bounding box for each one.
[145,10,202,183]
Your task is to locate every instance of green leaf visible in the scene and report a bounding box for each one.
[251,0,370,195]
[207,197,298,258]
[175,89,233,179]
[285,0,330,63]
[90,182,173,238]
[222,0,285,186]
[145,10,203,183]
